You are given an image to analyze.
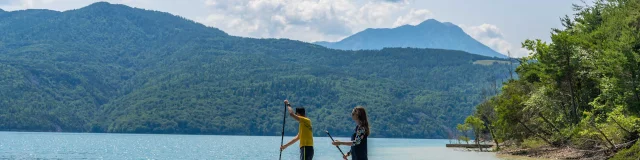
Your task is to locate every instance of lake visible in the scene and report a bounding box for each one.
[0,132,527,160]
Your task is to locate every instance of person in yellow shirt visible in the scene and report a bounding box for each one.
[280,100,314,160]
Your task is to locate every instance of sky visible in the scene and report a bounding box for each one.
[0,0,584,57]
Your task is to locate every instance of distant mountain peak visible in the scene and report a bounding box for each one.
[79,1,130,11]
[417,19,441,26]
[86,1,116,7]
[314,19,506,58]
[415,19,463,31]
[442,22,455,26]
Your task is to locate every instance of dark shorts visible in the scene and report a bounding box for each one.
[300,146,314,160]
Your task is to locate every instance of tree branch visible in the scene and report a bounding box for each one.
[519,120,554,146]
[589,120,616,150]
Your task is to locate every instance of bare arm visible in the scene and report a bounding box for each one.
[283,134,300,149]
[331,139,354,146]
[338,141,354,146]
[285,100,300,121]
[334,127,365,146]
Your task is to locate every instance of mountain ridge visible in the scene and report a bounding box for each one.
[314,19,507,58]
[0,2,511,138]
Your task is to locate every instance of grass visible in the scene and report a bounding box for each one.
[521,138,547,149]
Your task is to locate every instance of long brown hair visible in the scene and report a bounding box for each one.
[353,106,370,136]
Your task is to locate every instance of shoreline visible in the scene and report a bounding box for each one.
[0,131,461,142]
[0,130,454,139]
[497,146,611,160]
[497,139,639,160]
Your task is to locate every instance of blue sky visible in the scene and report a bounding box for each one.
[0,0,583,57]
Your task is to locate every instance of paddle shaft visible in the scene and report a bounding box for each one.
[279,103,287,160]
[326,131,346,156]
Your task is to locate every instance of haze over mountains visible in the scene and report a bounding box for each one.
[315,19,508,58]
[0,2,511,138]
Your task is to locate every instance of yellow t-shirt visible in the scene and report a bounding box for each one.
[298,116,313,147]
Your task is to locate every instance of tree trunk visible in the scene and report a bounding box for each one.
[589,120,616,149]
[538,112,562,133]
[482,116,500,151]
[610,116,632,134]
[631,69,640,104]
[518,120,554,146]
[490,128,500,150]
[560,101,570,127]
[464,131,469,144]
[566,53,579,124]
[478,136,483,152]
[536,124,554,136]
[569,79,579,123]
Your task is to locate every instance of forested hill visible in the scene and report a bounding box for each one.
[0,2,511,138]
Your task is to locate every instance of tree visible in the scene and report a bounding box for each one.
[457,124,471,144]
[471,0,640,158]
[465,116,485,151]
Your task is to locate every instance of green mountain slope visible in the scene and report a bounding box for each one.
[0,2,511,138]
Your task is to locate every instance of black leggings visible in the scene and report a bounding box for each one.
[299,146,314,160]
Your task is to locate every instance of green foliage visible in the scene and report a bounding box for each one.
[464,116,484,140]
[521,138,546,149]
[457,123,471,136]
[465,116,484,129]
[470,0,640,156]
[458,135,470,144]
[611,140,640,160]
[0,2,511,138]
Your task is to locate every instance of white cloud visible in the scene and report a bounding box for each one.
[0,0,63,10]
[0,0,113,11]
[198,0,412,42]
[0,0,530,57]
[462,24,528,57]
[392,9,433,27]
[379,0,407,3]
[0,0,30,10]
[0,0,165,11]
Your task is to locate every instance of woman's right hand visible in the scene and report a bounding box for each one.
[342,154,348,160]
[331,140,341,146]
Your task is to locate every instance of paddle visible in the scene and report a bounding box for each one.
[279,101,287,160]
[325,130,346,157]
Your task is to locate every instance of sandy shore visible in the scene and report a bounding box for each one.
[370,146,545,160]
[498,146,609,160]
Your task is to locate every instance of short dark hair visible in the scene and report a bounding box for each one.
[295,107,306,117]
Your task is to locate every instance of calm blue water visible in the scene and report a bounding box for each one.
[0,132,515,160]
